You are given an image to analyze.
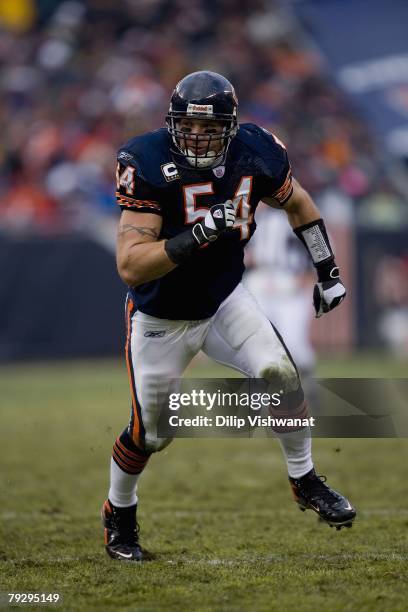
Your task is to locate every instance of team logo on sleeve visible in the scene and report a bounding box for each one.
[161,162,180,182]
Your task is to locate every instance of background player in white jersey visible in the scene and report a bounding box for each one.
[102,71,355,562]
[244,203,315,377]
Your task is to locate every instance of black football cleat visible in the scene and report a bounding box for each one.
[101,499,153,561]
[289,468,356,530]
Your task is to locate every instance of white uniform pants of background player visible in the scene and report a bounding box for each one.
[243,265,315,374]
[109,283,313,507]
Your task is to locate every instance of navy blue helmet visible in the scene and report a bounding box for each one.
[166,71,238,169]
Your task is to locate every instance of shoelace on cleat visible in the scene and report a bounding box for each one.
[301,475,339,505]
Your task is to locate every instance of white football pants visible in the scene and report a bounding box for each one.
[125,283,307,454]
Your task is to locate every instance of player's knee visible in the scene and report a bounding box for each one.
[259,356,299,392]
[259,357,307,421]
[144,436,173,453]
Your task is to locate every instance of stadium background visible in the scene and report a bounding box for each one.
[1,0,407,360]
[1,1,407,610]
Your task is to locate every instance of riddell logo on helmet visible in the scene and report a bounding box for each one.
[187,103,213,115]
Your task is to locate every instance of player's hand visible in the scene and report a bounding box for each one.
[192,200,236,245]
[204,200,236,233]
[313,279,346,318]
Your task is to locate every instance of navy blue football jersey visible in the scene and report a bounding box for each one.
[115,123,293,320]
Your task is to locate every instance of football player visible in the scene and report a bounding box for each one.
[244,204,315,377]
[102,71,355,561]
[243,204,317,406]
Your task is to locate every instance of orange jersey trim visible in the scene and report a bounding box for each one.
[116,192,161,211]
[272,170,293,204]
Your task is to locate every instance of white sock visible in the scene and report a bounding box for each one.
[277,427,313,478]
[108,458,140,507]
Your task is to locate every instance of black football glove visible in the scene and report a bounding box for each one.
[192,200,236,246]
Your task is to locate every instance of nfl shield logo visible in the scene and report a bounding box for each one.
[213,165,225,178]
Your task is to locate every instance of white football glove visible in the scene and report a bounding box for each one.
[313,279,346,318]
[192,200,236,245]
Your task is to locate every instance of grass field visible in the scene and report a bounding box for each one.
[1,353,408,611]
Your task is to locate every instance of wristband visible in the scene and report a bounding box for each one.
[294,219,339,281]
[164,229,199,265]
[164,222,218,265]
[315,260,340,283]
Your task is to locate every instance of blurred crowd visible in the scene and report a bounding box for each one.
[0,0,404,234]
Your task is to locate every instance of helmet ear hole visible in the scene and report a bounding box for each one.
[166,71,238,170]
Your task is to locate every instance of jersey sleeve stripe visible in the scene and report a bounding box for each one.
[116,192,162,211]
[271,170,293,204]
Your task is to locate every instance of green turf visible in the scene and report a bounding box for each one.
[0,354,407,611]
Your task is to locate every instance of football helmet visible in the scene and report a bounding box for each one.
[166,71,238,170]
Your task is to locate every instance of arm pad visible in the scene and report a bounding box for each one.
[293,218,339,282]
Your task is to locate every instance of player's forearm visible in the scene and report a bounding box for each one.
[117,241,176,287]
[284,184,321,229]
[285,183,346,317]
